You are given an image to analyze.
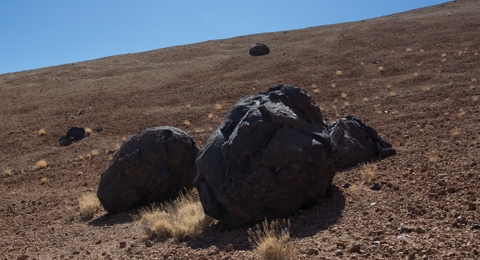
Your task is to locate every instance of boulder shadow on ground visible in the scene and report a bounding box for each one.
[87,211,136,227]
[186,185,345,251]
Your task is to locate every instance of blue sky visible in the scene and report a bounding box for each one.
[0,1,448,75]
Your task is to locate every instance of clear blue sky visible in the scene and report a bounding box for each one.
[0,1,448,75]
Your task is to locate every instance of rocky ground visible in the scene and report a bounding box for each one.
[1,0,479,259]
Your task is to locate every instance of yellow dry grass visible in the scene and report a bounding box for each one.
[183,120,191,126]
[363,97,369,103]
[331,83,336,88]
[457,108,466,117]
[33,160,47,170]
[79,192,101,220]
[441,53,447,57]
[38,128,47,136]
[473,96,479,101]
[428,152,440,163]
[84,128,92,137]
[3,167,12,177]
[413,72,419,77]
[208,113,214,119]
[406,48,412,53]
[341,92,347,99]
[133,191,214,241]
[215,104,222,110]
[185,103,192,109]
[336,70,343,76]
[248,219,294,260]
[359,163,377,184]
[389,91,397,97]
[378,66,384,72]
[313,89,320,94]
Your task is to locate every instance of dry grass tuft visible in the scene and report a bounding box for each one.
[79,192,101,220]
[422,86,431,92]
[248,219,294,260]
[183,120,191,126]
[311,83,317,89]
[473,96,479,101]
[420,49,425,53]
[91,149,99,156]
[406,48,412,53]
[363,97,369,103]
[343,101,350,108]
[3,167,12,177]
[389,91,397,97]
[331,83,336,88]
[413,72,419,77]
[359,163,377,184]
[378,66,384,72]
[185,104,191,109]
[386,84,392,90]
[40,177,47,185]
[313,89,320,94]
[38,128,47,136]
[133,191,214,241]
[428,152,441,163]
[208,113,214,119]
[457,108,466,117]
[336,70,343,76]
[215,104,222,110]
[441,53,447,57]
[84,128,92,137]
[341,92,347,99]
[33,160,47,170]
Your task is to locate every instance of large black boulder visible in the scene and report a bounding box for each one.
[195,84,337,227]
[58,126,85,146]
[97,126,199,214]
[328,116,396,169]
[249,43,270,56]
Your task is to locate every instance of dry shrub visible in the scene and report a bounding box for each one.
[248,219,294,260]
[38,128,47,136]
[84,128,92,137]
[79,192,101,220]
[33,160,47,170]
[3,167,12,177]
[133,191,214,241]
[359,163,377,184]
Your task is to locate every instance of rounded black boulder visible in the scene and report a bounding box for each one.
[328,115,396,170]
[66,127,85,141]
[97,126,199,214]
[195,84,337,227]
[249,43,270,56]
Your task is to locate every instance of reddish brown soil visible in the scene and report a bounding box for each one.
[1,0,480,259]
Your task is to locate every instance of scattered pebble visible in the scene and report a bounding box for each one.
[335,249,343,256]
[224,244,234,252]
[370,183,382,191]
[119,241,126,248]
[306,248,318,255]
[145,240,153,247]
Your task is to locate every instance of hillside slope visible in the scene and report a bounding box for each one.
[1,0,479,259]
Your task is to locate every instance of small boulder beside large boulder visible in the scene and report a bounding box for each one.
[195,84,337,227]
[328,116,396,169]
[97,126,199,214]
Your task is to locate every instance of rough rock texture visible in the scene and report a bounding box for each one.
[248,43,270,56]
[97,126,199,214]
[328,116,396,169]
[195,84,337,227]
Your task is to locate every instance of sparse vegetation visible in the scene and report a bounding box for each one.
[341,92,347,99]
[185,103,192,109]
[359,163,377,184]
[406,48,412,53]
[413,72,419,77]
[38,128,46,136]
[389,91,397,97]
[331,83,336,88]
[363,97,369,103]
[183,120,191,126]
[215,104,222,110]
[40,177,47,185]
[79,192,101,220]
[248,219,294,260]
[336,70,343,76]
[91,149,99,156]
[3,167,12,177]
[33,160,47,170]
[133,191,214,241]
[378,66,384,72]
[85,128,92,137]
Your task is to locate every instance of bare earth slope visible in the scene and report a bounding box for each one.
[1,0,480,259]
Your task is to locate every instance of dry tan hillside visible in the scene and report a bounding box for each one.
[1,0,480,259]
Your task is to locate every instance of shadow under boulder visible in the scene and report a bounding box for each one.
[328,115,396,170]
[97,126,199,214]
[195,84,337,227]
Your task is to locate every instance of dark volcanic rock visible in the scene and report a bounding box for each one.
[97,126,199,214]
[58,136,75,146]
[195,84,337,227]
[66,126,85,141]
[328,116,395,169]
[249,43,270,56]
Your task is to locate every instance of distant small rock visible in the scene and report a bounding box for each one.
[341,182,351,188]
[144,240,153,247]
[370,182,383,191]
[249,43,270,56]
